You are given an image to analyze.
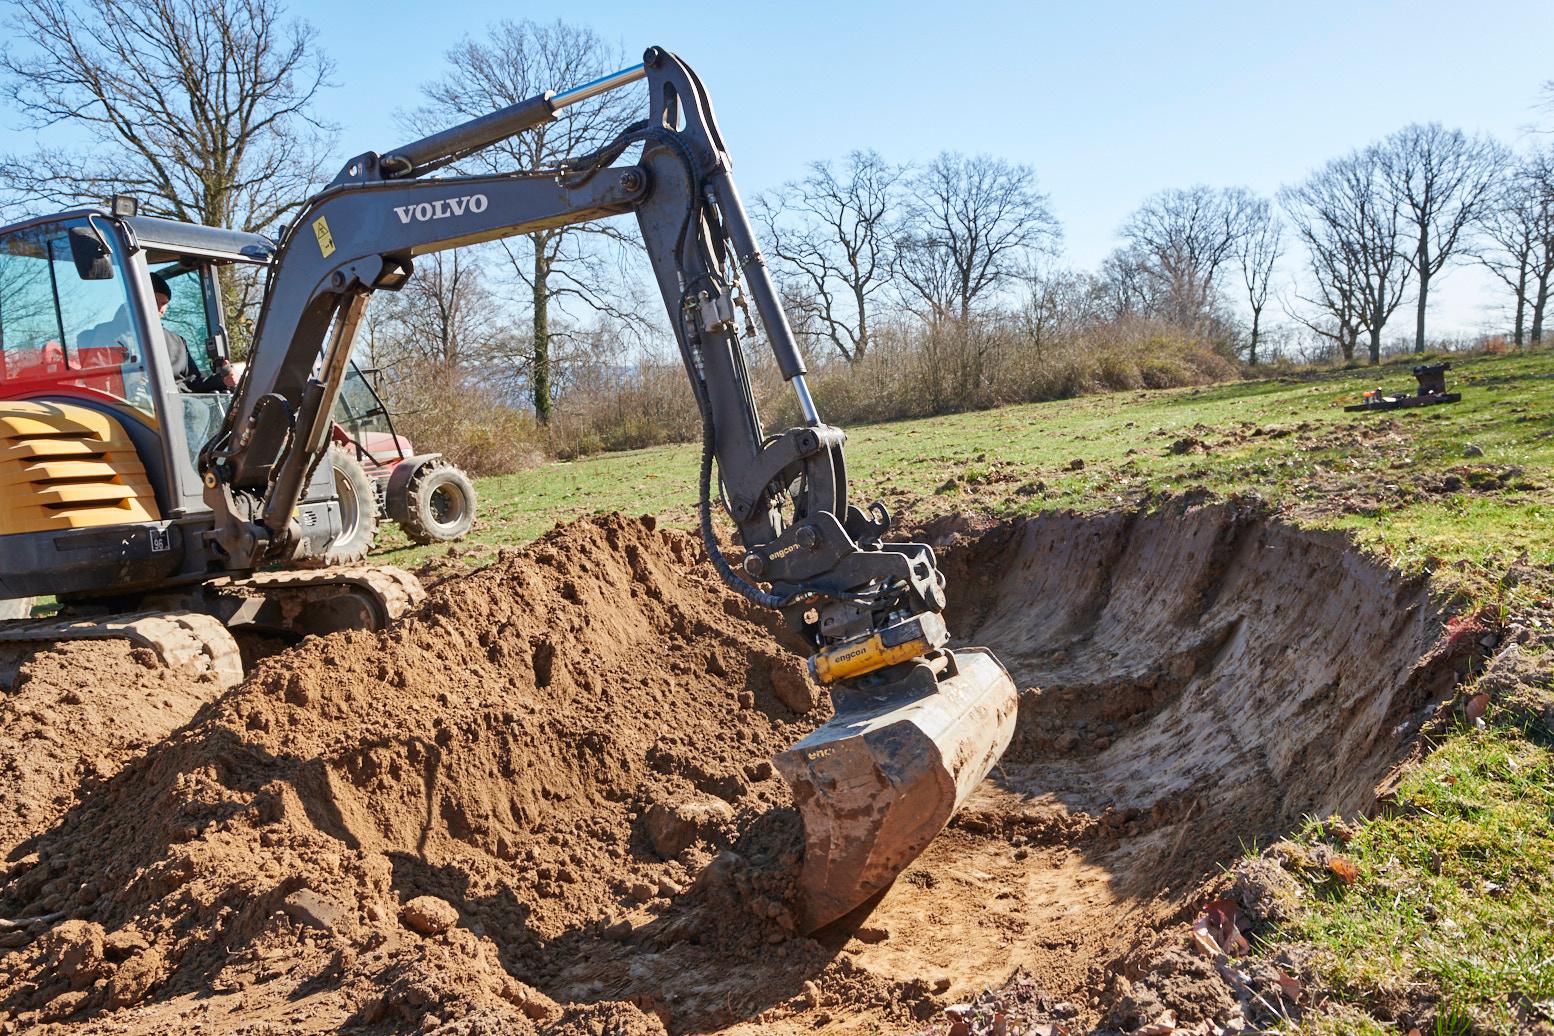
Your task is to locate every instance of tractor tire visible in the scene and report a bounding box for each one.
[394,460,477,545]
[0,598,34,621]
[310,445,378,566]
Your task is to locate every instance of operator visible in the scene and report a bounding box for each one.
[150,272,238,392]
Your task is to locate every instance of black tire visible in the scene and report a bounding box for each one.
[396,460,477,545]
[311,445,378,566]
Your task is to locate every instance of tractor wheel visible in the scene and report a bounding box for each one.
[395,460,477,545]
[310,445,378,566]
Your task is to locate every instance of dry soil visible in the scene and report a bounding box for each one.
[0,504,1474,1035]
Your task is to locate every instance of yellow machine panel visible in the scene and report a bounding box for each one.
[0,401,160,534]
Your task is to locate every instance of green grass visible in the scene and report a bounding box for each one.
[376,349,1554,611]
[1280,723,1554,1034]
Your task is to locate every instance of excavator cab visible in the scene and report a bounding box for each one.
[0,209,423,670]
[0,209,336,597]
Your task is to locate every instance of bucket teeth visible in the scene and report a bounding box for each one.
[774,647,1018,932]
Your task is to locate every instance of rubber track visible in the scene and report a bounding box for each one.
[0,611,244,688]
[0,568,422,691]
[225,565,426,624]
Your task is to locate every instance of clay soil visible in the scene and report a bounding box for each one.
[0,504,1473,1035]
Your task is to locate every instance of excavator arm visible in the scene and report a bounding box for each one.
[204,46,1016,932]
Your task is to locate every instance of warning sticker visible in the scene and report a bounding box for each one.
[312,215,336,258]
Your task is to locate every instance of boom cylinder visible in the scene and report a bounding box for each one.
[707,171,810,384]
[380,63,648,178]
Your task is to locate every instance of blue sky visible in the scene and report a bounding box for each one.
[8,0,1553,336]
[304,0,1554,337]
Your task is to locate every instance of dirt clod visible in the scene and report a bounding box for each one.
[643,796,735,859]
[1231,857,1303,926]
[283,887,353,933]
[770,659,818,713]
[400,895,459,936]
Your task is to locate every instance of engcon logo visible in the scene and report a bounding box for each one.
[394,194,489,224]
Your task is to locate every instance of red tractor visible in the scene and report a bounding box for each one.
[318,360,477,563]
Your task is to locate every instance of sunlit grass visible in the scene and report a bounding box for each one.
[1282,726,1554,1033]
[374,348,1554,614]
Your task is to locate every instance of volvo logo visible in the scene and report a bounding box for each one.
[393,194,489,224]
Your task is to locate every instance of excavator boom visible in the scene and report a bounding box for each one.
[198,46,1019,932]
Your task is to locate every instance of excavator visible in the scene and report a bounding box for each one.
[0,47,1017,932]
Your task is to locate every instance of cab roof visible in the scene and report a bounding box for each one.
[1,207,276,265]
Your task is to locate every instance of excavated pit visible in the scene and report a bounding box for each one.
[0,505,1471,1035]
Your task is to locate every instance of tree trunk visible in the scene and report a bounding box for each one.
[1532,273,1550,345]
[853,282,869,362]
[1248,306,1262,366]
[1414,228,1430,353]
[532,238,551,425]
[1513,279,1526,347]
[1369,328,1382,365]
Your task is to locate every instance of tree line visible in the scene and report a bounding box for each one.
[1,0,1550,467]
[762,127,1551,372]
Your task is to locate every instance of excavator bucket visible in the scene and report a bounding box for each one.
[775,647,1018,932]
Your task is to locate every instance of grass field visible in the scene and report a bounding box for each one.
[374,348,1554,1033]
[379,350,1554,609]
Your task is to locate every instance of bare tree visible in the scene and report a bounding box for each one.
[1119,185,1259,330]
[0,0,335,345]
[1017,264,1091,364]
[894,152,1060,323]
[1235,198,1284,365]
[1283,147,1412,365]
[1379,123,1506,353]
[415,20,642,424]
[756,150,904,363]
[1282,254,1363,363]
[375,251,511,372]
[1095,243,1165,319]
[1475,147,1554,345]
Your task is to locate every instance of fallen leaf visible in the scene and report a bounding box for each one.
[1189,927,1221,958]
[1274,969,1304,1003]
[1328,856,1359,884]
[1195,898,1250,955]
[1132,1010,1177,1035]
[1465,693,1491,722]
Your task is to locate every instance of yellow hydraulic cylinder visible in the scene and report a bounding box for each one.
[808,612,949,685]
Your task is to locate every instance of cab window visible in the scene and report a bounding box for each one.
[153,264,213,375]
[0,218,155,416]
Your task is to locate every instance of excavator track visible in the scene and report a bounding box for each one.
[215,564,425,627]
[0,567,422,692]
[0,610,244,688]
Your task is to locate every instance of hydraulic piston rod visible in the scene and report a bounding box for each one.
[381,62,648,178]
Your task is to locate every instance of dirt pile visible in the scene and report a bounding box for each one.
[0,514,834,1033]
[0,641,228,858]
[0,503,1478,1035]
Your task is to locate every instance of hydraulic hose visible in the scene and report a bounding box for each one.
[696,385,794,610]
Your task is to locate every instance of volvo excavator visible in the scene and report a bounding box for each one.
[0,47,1017,932]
